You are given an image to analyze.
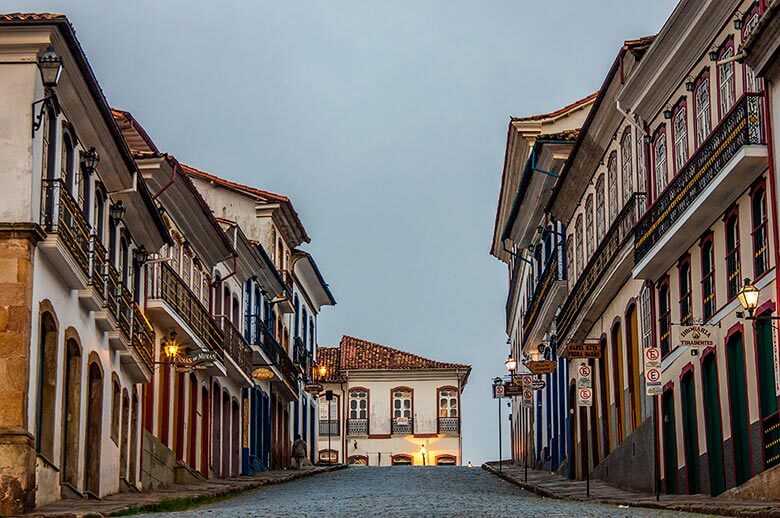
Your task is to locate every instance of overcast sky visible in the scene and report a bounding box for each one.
[11,0,679,464]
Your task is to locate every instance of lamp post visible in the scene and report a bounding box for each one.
[493,376,504,472]
[505,355,517,381]
[163,331,180,361]
[420,444,427,466]
[32,47,63,137]
[737,278,780,320]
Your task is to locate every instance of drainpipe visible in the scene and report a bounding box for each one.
[616,100,647,139]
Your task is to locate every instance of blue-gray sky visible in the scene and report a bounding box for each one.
[11,0,678,463]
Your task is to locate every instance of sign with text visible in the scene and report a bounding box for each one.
[576,387,593,407]
[644,346,662,396]
[565,341,602,359]
[531,379,546,391]
[527,360,557,375]
[673,324,718,349]
[576,362,592,389]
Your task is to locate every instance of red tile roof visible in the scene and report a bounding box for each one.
[0,12,65,21]
[181,164,289,203]
[511,92,599,122]
[317,347,345,383]
[336,335,469,372]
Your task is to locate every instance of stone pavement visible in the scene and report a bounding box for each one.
[483,462,780,517]
[25,465,346,517]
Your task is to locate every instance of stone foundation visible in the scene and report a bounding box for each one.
[141,430,175,490]
[590,416,655,493]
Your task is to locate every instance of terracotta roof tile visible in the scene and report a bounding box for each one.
[511,92,599,122]
[0,13,65,21]
[338,335,470,372]
[317,347,345,383]
[181,164,289,203]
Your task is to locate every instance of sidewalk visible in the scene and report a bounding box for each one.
[27,464,346,517]
[483,462,780,517]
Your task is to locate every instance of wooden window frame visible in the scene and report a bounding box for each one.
[700,231,717,321]
[750,179,769,279]
[694,69,712,147]
[657,276,671,356]
[724,206,742,301]
[652,125,668,202]
[717,36,736,120]
[621,128,633,203]
[678,254,693,325]
[671,98,689,174]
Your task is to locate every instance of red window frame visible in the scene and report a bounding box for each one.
[693,68,712,148]
[724,206,741,300]
[716,36,736,121]
[699,231,716,321]
[678,255,693,325]
[750,179,769,278]
[657,275,671,357]
[671,98,689,175]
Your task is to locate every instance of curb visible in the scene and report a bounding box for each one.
[29,465,347,517]
[481,464,780,518]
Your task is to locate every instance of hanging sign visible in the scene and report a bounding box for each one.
[565,341,601,359]
[576,387,593,407]
[527,360,556,374]
[252,367,275,381]
[672,324,718,349]
[576,362,592,389]
[644,346,662,396]
[531,379,546,391]
[303,383,323,394]
[522,388,533,408]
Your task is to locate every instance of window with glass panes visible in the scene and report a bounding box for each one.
[654,133,668,197]
[679,260,692,325]
[392,389,412,419]
[439,389,458,418]
[743,13,762,93]
[608,152,619,221]
[181,248,191,287]
[621,130,633,203]
[349,390,368,419]
[566,234,574,281]
[726,213,741,299]
[752,186,769,277]
[637,140,647,210]
[595,175,606,241]
[585,195,594,255]
[673,106,688,171]
[719,47,735,116]
[658,281,671,356]
[575,215,584,275]
[701,238,716,321]
[640,285,653,349]
[695,78,711,146]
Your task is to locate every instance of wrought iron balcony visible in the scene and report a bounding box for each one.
[319,420,340,436]
[391,417,414,435]
[635,94,765,265]
[118,285,132,339]
[347,418,368,436]
[438,417,460,435]
[147,262,223,353]
[763,411,780,469]
[249,316,299,390]
[218,316,253,380]
[505,253,524,326]
[558,193,645,342]
[40,178,91,285]
[88,235,107,303]
[522,254,565,338]
[131,303,155,372]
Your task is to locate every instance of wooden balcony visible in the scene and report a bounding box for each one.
[123,303,155,383]
[147,262,223,355]
[634,94,767,279]
[218,316,253,385]
[557,194,645,345]
[249,317,300,393]
[39,179,90,289]
[79,235,107,311]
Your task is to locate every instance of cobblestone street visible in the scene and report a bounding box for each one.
[137,467,705,517]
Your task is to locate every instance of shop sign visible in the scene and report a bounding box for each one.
[565,341,601,359]
[673,324,718,348]
[304,383,323,394]
[188,351,219,365]
[252,367,275,381]
[527,360,556,374]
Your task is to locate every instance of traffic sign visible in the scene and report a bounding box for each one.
[576,361,592,389]
[646,368,661,383]
[521,375,533,387]
[644,346,662,396]
[493,384,505,398]
[577,387,593,407]
[522,388,533,407]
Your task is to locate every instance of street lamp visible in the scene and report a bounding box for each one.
[493,376,504,473]
[82,147,100,175]
[318,364,327,380]
[420,444,427,466]
[505,355,517,380]
[110,201,126,222]
[737,278,760,318]
[38,48,63,88]
[163,331,180,360]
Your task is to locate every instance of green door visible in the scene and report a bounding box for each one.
[702,355,726,495]
[756,319,778,420]
[727,333,751,485]
[662,390,678,494]
[681,372,700,493]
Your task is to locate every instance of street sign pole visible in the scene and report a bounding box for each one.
[654,394,659,501]
[524,406,528,483]
[498,396,503,473]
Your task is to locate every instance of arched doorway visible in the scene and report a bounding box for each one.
[568,381,576,479]
[61,336,81,489]
[680,370,700,494]
[597,335,610,459]
[661,388,677,494]
[702,351,725,495]
[188,375,198,469]
[129,391,140,485]
[212,381,221,475]
[231,399,240,476]
[611,321,625,445]
[755,316,779,469]
[36,311,58,461]
[120,389,130,481]
[201,385,210,477]
[626,305,641,431]
[84,359,104,496]
[727,331,751,485]
[221,390,230,477]
[348,455,368,466]
[391,454,412,466]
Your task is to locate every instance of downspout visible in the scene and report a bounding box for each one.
[615,100,647,139]
[761,89,780,330]
[341,378,347,463]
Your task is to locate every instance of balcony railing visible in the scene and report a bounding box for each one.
[219,316,253,379]
[118,285,132,339]
[506,253,524,325]
[635,94,764,262]
[522,254,564,337]
[319,420,340,436]
[763,411,780,469]
[558,193,645,341]
[147,262,223,353]
[106,263,120,317]
[438,417,460,435]
[391,417,414,435]
[249,316,299,390]
[41,178,90,278]
[347,418,368,436]
[131,303,155,372]
[89,235,107,302]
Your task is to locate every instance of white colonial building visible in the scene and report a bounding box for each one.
[316,336,470,466]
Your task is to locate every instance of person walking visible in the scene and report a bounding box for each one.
[291,434,308,470]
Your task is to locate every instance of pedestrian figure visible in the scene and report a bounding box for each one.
[291,434,307,470]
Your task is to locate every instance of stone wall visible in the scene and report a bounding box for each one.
[0,227,40,515]
[721,464,780,501]
[590,416,655,493]
[141,430,175,490]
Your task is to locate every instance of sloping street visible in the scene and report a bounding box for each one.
[137,467,702,517]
